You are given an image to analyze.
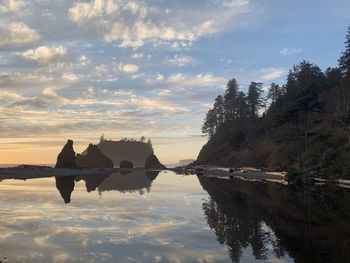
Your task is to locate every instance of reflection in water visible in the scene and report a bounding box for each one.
[55,176,75,204]
[98,170,159,195]
[55,171,159,203]
[198,175,350,263]
[76,174,110,192]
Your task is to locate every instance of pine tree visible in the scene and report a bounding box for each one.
[267,83,283,104]
[339,26,350,78]
[213,95,225,126]
[224,79,239,121]
[247,82,264,118]
[236,91,249,118]
[202,108,217,137]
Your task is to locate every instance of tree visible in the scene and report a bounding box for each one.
[236,91,249,118]
[224,79,239,121]
[280,61,325,168]
[247,82,264,119]
[213,95,225,126]
[202,108,217,137]
[339,26,350,78]
[267,83,283,104]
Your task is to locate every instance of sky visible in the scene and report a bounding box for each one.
[0,0,349,165]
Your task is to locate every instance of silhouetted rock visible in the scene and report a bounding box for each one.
[76,144,113,168]
[146,170,160,181]
[97,139,153,167]
[179,159,195,166]
[55,176,75,204]
[120,160,133,168]
[98,171,157,194]
[55,139,76,168]
[75,174,110,192]
[145,153,166,169]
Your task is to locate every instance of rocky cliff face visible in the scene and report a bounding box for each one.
[76,144,114,168]
[55,139,76,168]
[120,160,133,168]
[97,140,153,167]
[145,154,166,169]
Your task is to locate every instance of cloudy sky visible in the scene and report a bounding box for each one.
[0,0,349,164]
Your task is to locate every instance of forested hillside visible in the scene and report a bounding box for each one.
[196,26,350,178]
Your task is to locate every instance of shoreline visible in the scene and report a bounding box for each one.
[1,165,350,189]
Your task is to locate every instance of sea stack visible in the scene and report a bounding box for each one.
[120,160,134,168]
[76,143,114,168]
[145,153,166,169]
[55,139,76,168]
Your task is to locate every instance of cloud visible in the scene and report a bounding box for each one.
[260,67,285,81]
[0,22,41,47]
[68,0,119,23]
[167,55,196,67]
[68,0,251,47]
[62,72,79,82]
[279,47,302,56]
[119,63,139,73]
[20,46,67,64]
[0,0,25,13]
[166,73,225,87]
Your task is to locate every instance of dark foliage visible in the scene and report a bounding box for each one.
[198,26,350,178]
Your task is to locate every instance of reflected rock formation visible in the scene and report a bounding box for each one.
[55,176,75,204]
[119,160,134,168]
[145,154,166,169]
[198,175,350,263]
[55,139,76,168]
[76,174,111,192]
[55,171,159,203]
[98,170,159,195]
[76,144,113,168]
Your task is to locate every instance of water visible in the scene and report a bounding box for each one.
[0,171,349,263]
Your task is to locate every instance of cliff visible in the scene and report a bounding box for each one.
[196,27,350,178]
[97,139,154,167]
[76,143,113,168]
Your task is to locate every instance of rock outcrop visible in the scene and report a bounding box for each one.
[120,160,134,168]
[76,144,114,168]
[55,176,75,204]
[97,139,153,167]
[145,153,166,169]
[55,139,76,168]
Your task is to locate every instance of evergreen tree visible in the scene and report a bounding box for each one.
[267,83,283,104]
[236,91,249,118]
[281,61,325,168]
[247,82,264,118]
[224,79,239,121]
[213,95,225,126]
[339,26,350,78]
[202,108,217,137]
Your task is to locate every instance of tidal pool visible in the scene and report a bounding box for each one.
[0,171,349,262]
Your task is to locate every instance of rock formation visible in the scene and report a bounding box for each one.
[97,139,153,167]
[145,153,166,169]
[76,143,114,168]
[120,160,134,168]
[55,176,75,204]
[55,139,76,168]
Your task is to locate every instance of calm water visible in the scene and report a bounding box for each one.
[0,171,349,263]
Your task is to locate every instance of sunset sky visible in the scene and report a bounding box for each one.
[0,0,349,164]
